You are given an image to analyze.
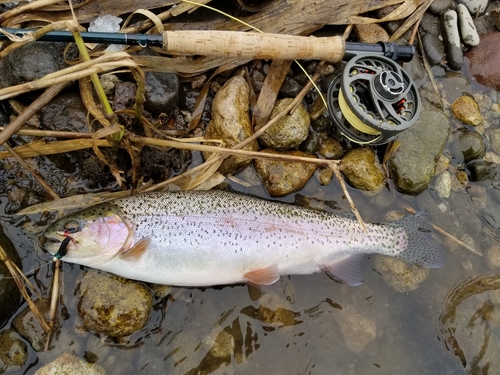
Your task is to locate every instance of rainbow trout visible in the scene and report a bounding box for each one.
[41,190,446,286]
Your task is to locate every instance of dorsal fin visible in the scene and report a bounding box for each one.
[119,237,151,261]
[245,264,280,285]
[322,254,365,286]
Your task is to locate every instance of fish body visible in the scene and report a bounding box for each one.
[42,190,446,286]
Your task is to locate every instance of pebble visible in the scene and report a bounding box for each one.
[34,353,106,375]
[422,33,445,66]
[203,75,258,175]
[457,4,480,46]
[259,98,310,149]
[0,329,28,372]
[40,92,90,133]
[373,255,430,293]
[458,0,489,16]
[451,95,483,126]
[340,147,385,191]
[441,10,464,71]
[354,23,389,43]
[452,128,486,163]
[319,138,344,160]
[254,149,317,197]
[144,72,180,116]
[318,167,334,185]
[332,304,376,353]
[466,159,498,181]
[434,171,452,198]
[429,0,453,14]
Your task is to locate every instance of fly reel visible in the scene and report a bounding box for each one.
[327,54,421,145]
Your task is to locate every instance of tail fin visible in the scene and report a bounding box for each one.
[387,212,446,268]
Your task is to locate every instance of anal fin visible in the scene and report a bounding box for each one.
[119,237,151,261]
[322,254,365,286]
[245,263,280,285]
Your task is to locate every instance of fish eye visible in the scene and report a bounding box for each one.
[63,220,81,234]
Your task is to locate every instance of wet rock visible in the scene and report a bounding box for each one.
[422,33,445,66]
[340,148,385,191]
[250,68,265,93]
[318,167,334,185]
[429,0,452,14]
[310,116,331,133]
[451,129,485,163]
[34,352,106,375]
[203,75,258,175]
[259,98,310,149]
[144,72,179,116]
[420,12,440,35]
[333,304,376,353]
[373,255,429,292]
[434,171,452,198]
[458,0,488,16]
[492,5,500,31]
[113,81,137,111]
[441,10,464,71]
[0,329,28,372]
[77,270,153,337]
[0,42,67,87]
[40,93,89,133]
[319,138,344,160]
[254,149,317,197]
[389,104,451,195]
[12,298,52,352]
[457,4,480,46]
[280,77,303,98]
[466,160,498,181]
[300,132,320,154]
[490,128,500,154]
[140,146,192,183]
[451,95,483,126]
[466,33,500,90]
[354,23,389,43]
[485,243,500,269]
[0,224,22,328]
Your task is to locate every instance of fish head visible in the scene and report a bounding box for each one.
[41,203,133,267]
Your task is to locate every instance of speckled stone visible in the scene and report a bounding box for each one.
[451,95,483,126]
[441,10,464,70]
[340,147,385,191]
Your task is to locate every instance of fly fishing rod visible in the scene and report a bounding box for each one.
[0,27,420,144]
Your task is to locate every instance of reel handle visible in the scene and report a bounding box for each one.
[162,30,346,62]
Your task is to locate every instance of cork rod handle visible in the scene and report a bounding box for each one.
[162,30,346,62]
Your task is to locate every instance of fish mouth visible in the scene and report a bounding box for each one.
[40,233,64,254]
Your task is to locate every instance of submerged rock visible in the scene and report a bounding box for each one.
[0,224,22,328]
[451,128,485,163]
[12,298,52,352]
[373,255,429,292]
[203,75,258,175]
[254,149,317,197]
[77,270,153,337]
[389,104,450,195]
[258,98,310,149]
[34,352,106,375]
[340,147,385,191]
[451,95,483,126]
[0,329,28,372]
[333,304,376,353]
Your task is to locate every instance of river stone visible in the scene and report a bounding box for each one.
[319,138,344,160]
[77,270,153,337]
[422,33,445,66]
[258,98,310,149]
[300,131,320,154]
[254,149,317,197]
[354,23,389,43]
[12,298,52,352]
[429,0,452,14]
[203,75,258,175]
[452,128,485,163]
[490,128,500,154]
[434,171,452,198]
[373,255,429,292]
[389,104,450,195]
[0,224,22,328]
[34,353,106,375]
[0,329,28,372]
[441,10,464,71]
[466,160,498,181]
[466,33,500,90]
[340,148,385,191]
[457,4,480,46]
[0,42,67,87]
[333,304,376,353]
[40,92,89,133]
[144,72,179,116]
[458,0,488,16]
[451,95,483,126]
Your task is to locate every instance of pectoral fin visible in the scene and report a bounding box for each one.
[245,263,280,285]
[119,237,151,261]
[322,254,365,286]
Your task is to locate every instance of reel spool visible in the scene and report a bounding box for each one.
[327,54,421,145]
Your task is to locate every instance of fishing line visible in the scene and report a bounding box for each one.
[0,236,70,279]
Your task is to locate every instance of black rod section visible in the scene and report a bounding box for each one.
[0,28,414,61]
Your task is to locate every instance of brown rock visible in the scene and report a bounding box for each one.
[354,23,390,43]
[340,147,385,191]
[451,95,483,126]
[466,32,500,90]
[254,149,317,197]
